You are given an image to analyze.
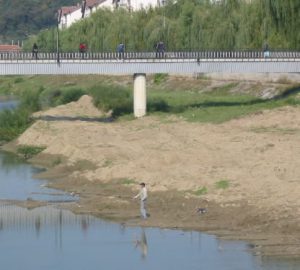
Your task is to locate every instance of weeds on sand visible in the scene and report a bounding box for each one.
[215,180,230,189]
[17,145,46,159]
[193,186,208,196]
[102,159,113,167]
[120,178,136,185]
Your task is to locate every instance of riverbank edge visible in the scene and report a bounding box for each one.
[1,141,300,259]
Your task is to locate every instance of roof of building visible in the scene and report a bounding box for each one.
[0,45,22,52]
[85,0,105,8]
[60,6,80,16]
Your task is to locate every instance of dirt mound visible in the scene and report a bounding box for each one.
[33,95,109,118]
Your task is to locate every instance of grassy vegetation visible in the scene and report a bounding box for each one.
[193,186,208,196]
[89,84,132,117]
[147,87,300,123]
[0,76,93,142]
[154,74,169,85]
[0,75,300,144]
[0,109,31,143]
[119,178,136,185]
[17,145,46,159]
[215,180,230,190]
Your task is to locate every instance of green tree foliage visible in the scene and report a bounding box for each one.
[24,0,300,51]
[0,0,77,43]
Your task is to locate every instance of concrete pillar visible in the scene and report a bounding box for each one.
[133,73,147,117]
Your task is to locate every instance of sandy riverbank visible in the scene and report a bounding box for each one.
[3,94,300,257]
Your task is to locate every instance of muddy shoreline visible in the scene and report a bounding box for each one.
[1,93,300,259]
[1,145,298,258]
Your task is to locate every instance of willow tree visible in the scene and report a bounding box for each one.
[262,0,300,48]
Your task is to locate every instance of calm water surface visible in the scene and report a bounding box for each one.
[0,100,300,269]
[0,99,18,110]
[0,151,76,202]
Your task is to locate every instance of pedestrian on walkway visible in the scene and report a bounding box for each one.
[32,43,38,60]
[133,182,148,219]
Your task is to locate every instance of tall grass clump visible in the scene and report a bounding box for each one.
[0,108,31,142]
[89,84,132,116]
[38,87,86,109]
[0,87,44,142]
[60,88,87,104]
[19,87,43,112]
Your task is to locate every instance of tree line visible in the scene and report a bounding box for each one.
[24,0,300,52]
[0,0,77,43]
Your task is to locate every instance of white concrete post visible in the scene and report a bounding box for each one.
[133,73,147,117]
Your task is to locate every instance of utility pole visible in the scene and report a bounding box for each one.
[56,9,62,64]
[81,0,87,18]
[162,0,166,46]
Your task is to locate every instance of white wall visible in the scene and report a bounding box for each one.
[99,0,114,9]
[130,0,164,11]
[59,8,82,29]
[68,9,83,27]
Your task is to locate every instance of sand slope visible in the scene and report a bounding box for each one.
[17,95,300,226]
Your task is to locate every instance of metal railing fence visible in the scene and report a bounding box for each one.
[0,51,299,61]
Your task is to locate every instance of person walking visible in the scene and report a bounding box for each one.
[133,182,148,219]
[79,42,87,58]
[155,41,165,58]
[263,42,270,58]
[116,43,125,59]
[32,43,38,60]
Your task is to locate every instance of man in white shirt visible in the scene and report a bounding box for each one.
[134,182,148,219]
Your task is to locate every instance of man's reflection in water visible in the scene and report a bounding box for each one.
[134,229,148,259]
[35,216,41,237]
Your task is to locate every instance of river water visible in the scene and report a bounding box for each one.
[0,100,299,269]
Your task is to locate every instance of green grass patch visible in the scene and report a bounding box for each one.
[14,77,24,84]
[193,186,208,196]
[120,178,136,185]
[147,85,300,123]
[17,145,46,159]
[153,73,168,85]
[215,180,230,189]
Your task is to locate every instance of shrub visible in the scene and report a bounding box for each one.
[19,87,43,112]
[89,84,132,116]
[38,88,62,108]
[59,88,87,104]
